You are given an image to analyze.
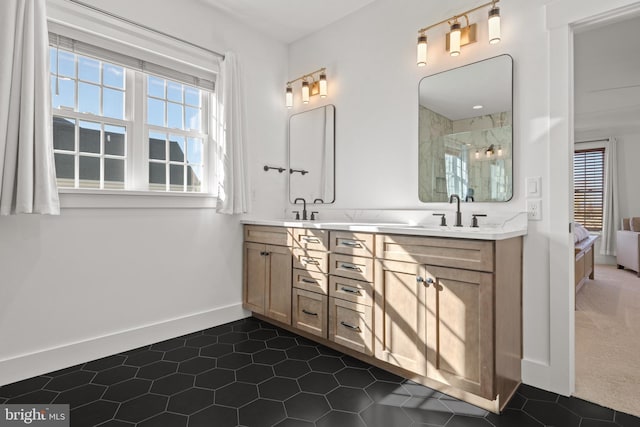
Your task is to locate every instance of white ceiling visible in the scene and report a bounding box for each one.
[198,0,376,44]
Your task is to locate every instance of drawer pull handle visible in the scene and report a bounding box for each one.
[342,240,362,248]
[303,258,320,265]
[302,309,318,316]
[301,278,317,284]
[340,321,361,331]
[302,237,321,243]
[340,263,361,271]
[340,286,361,295]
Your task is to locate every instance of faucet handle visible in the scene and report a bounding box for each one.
[292,210,300,220]
[310,211,319,221]
[433,213,447,226]
[471,214,487,228]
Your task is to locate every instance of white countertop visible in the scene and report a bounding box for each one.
[241,219,527,241]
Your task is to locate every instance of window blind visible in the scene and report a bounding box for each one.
[574,148,605,231]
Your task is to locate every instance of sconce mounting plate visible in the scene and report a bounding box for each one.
[446,23,477,51]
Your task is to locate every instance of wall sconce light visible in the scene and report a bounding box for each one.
[474,144,500,159]
[285,67,327,108]
[416,0,501,66]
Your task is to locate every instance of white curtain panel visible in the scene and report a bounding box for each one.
[216,51,249,214]
[0,0,60,215]
[600,137,619,255]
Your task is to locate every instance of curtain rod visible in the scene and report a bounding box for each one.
[66,0,225,60]
[576,138,609,144]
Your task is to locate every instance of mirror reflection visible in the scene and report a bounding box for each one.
[289,104,335,204]
[418,55,513,202]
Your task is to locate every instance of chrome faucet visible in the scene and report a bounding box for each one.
[449,194,463,227]
[294,197,307,220]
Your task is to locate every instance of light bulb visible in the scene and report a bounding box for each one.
[319,73,327,98]
[497,146,503,156]
[488,5,501,44]
[450,22,461,56]
[285,86,293,109]
[417,34,427,67]
[475,150,480,159]
[302,81,310,104]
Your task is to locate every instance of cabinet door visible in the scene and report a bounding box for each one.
[265,244,292,325]
[374,259,427,376]
[424,265,494,399]
[244,242,266,315]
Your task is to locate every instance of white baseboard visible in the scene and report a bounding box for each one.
[0,304,249,386]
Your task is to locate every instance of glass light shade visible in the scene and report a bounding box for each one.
[302,81,310,104]
[285,86,293,109]
[488,7,501,44]
[449,23,461,56]
[497,146,503,156]
[319,73,327,98]
[475,150,480,159]
[417,34,427,67]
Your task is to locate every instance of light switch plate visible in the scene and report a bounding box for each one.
[526,176,542,198]
[527,199,542,220]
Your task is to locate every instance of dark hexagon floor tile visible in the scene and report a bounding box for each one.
[402,397,453,425]
[150,373,193,395]
[266,336,298,350]
[516,384,559,402]
[236,364,274,384]
[84,355,127,371]
[286,346,319,361]
[233,319,263,332]
[215,382,258,408]
[93,366,138,386]
[253,349,287,365]
[505,392,527,409]
[615,412,640,427]
[316,345,343,357]
[96,420,134,427]
[217,352,252,370]
[71,400,119,426]
[164,347,199,362]
[440,399,488,417]
[295,336,318,347]
[47,364,83,377]
[189,404,238,427]
[308,355,345,373]
[178,357,216,375]
[369,367,404,383]
[445,414,495,426]
[200,343,234,358]
[327,386,373,413]
[195,368,235,390]
[122,345,151,356]
[103,378,151,402]
[485,408,544,427]
[575,419,619,427]
[0,376,51,398]
[342,356,371,369]
[365,381,410,406]
[522,400,581,427]
[167,388,215,415]
[124,350,163,367]
[185,334,218,348]
[239,399,286,427]
[115,393,168,423]
[203,324,233,336]
[403,381,445,399]
[284,392,330,421]
[45,370,95,391]
[273,418,314,427]
[218,331,249,344]
[7,389,58,404]
[138,412,187,427]
[137,361,178,380]
[53,383,106,407]
[298,371,338,394]
[316,410,366,427]
[248,329,278,341]
[258,377,299,401]
[275,328,298,338]
[557,395,615,421]
[335,367,375,388]
[273,359,311,379]
[235,340,267,354]
[361,402,413,427]
[149,337,186,352]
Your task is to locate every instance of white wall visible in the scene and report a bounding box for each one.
[0,0,288,385]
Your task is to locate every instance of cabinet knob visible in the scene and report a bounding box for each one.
[426,277,434,284]
[416,276,424,283]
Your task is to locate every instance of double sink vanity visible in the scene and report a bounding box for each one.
[241,219,525,413]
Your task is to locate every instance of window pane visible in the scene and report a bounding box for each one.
[104,63,124,89]
[53,117,75,151]
[187,164,202,192]
[58,50,75,78]
[185,86,200,106]
[167,102,183,129]
[79,121,101,153]
[148,76,165,98]
[49,47,57,74]
[51,75,75,109]
[187,138,202,164]
[79,82,100,115]
[147,98,165,127]
[167,81,183,102]
[149,162,166,185]
[79,156,100,188]
[54,153,74,180]
[78,56,100,83]
[170,164,184,189]
[104,158,124,188]
[149,132,166,160]
[185,107,201,132]
[105,125,125,156]
[169,135,185,162]
[103,88,124,119]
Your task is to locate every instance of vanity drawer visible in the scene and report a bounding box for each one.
[375,234,494,273]
[293,248,329,274]
[293,268,328,294]
[244,225,291,246]
[330,253,374,282]
[329,276,373,306]
[330,231,375,257]
[293,289,328,339]
[292,228,329,251]
[329,297,373,356]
